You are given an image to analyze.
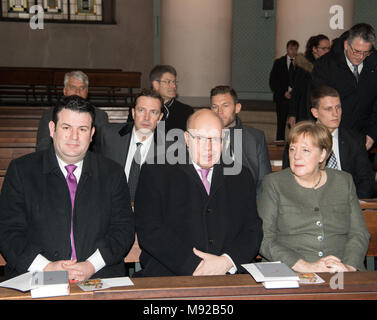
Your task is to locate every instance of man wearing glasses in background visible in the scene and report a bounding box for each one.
[312,23,377,151]
[128,65,194,133]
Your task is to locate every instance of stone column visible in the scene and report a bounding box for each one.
[160,0,233,105]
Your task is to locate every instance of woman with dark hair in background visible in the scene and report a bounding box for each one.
[287,34,331,126]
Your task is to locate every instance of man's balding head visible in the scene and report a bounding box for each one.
[184,109,223,169]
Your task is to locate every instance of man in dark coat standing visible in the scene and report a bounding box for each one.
[269,40,299,141]
[134,109,263,277]
[0,95,134,280]
[312,23,377,151]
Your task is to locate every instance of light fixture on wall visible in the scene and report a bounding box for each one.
[262,0,274,19]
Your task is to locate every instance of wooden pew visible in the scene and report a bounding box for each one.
[267,141,286,172]
[0,119,40,131]
[53,71,141,106]
[360,199,377,270]
[0,106,49,119]
[0,67,138,106]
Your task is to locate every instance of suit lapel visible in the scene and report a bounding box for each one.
[338,127,348,169]
[209,164,225,196]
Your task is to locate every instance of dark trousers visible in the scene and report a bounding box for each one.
[275,100,289,141]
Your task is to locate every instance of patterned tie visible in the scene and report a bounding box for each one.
[198,168,210,195]
[327,150,339,170]
[128,142,142,202]
[352,64,359,82]
[65,164,77,260]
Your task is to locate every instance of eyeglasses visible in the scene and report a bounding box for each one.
[348,43,372,57]
[157,79,178,86]
[317,46,331,51]
[187,131,222,144]
[67,85,87,92]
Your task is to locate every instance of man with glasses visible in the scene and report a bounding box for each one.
[312,23,377,150]
[134,109,262,277]
[129,65,194,133]
[36,70,109,152]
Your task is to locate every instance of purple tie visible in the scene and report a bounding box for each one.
[198,168,210,195]
[65,164,77,260]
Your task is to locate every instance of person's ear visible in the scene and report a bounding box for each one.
[235,103,242,115]
[48,121,55,138]
[311,107,319,119]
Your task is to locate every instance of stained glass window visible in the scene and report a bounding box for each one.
[0,0,111,23]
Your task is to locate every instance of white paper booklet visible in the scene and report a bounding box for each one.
[242,261,300,289]
[0,271,69,298]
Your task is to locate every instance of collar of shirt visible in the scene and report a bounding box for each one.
[287,55,295,69]
[331,128,342,170]
[124,127,154,179]
[192,161,214,184]
[345,51,363,74]
[56,155,84,182]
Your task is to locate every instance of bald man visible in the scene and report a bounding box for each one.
[134,109,262,277]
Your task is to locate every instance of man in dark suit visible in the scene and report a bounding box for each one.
[98,89,164,203]
[36,70,109,152]
[311,23,377,151]
[210,85,271,197]
[134,109,263,277]
[128,65,194,133]
[283,85,375,198]
[269,40,299,141]
[0,95,134,280]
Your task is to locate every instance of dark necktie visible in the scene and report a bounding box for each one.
[288,58,294,86]
[128,142,142,202]
[65,164,77,260]
[352,64,359,82]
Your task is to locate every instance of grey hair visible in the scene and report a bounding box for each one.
[347,23,376,45]
[64,70,89,88]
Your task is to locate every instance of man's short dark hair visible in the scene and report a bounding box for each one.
[52,95,95,128]
[286,40,299,48]
[134,88,164,112]
[347,23,376,45]
[210,85,238,104]
[311,85,340,109]
[149,65,177,83]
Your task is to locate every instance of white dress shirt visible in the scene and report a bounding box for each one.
[124,128,154,180]
[28,155,106,274]
[345,52,363,74]
[191,161,237,274]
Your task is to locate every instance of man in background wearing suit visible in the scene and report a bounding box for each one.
[283,85,375,198]
[36,70,109,152]
[210,85,271,197]
[134,109,263,277]
[269,40,299,141]
[0,95,134,280]
[98,89,164,203]
[128,65,194,133]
